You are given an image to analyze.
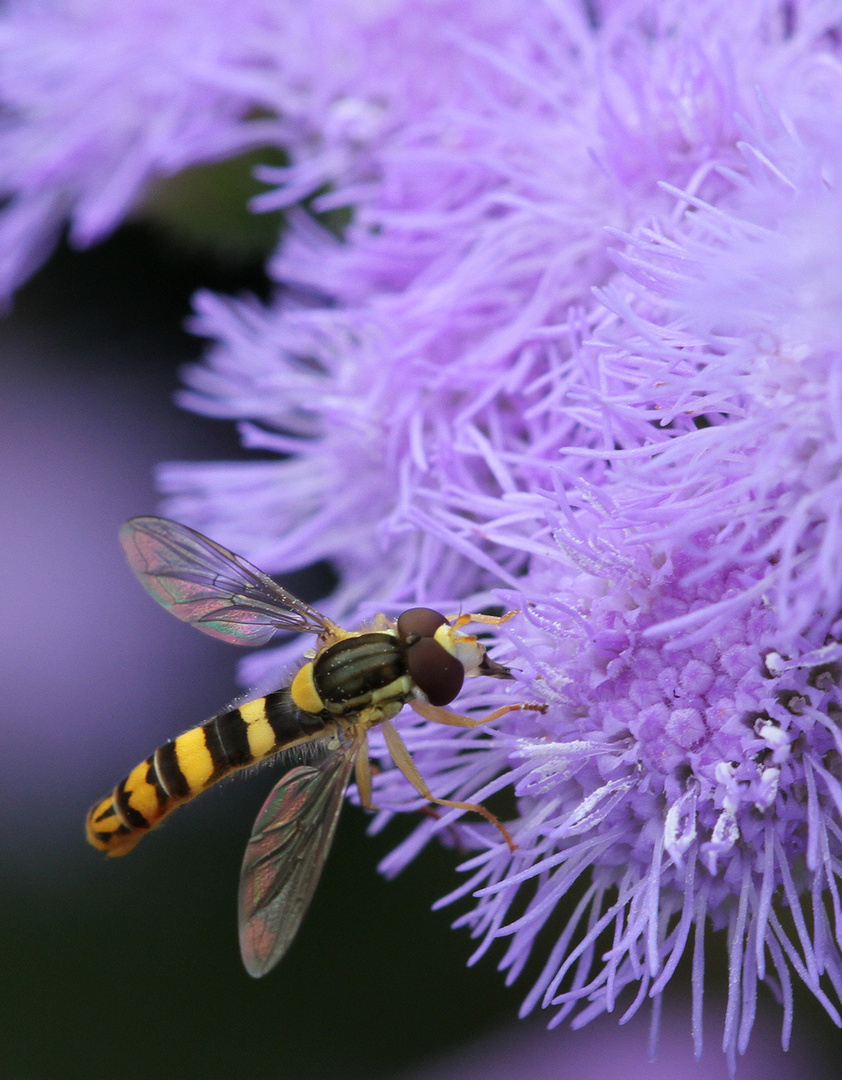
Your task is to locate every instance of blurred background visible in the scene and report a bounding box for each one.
[1,205,840,1077]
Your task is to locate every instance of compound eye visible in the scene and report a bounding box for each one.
[397,607,448,642]
[406,636,464,706]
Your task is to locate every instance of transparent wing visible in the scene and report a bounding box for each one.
[119,516,335,645]
[238,740,359,977]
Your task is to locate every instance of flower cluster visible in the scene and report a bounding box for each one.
[5,0,842,1068]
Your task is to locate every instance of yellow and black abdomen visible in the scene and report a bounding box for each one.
[86,689,332,856]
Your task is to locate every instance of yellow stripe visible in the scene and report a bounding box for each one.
[290,662,323,714]
[86,796,121,848]
[370,674,413,704]
[174,726,216,792]
[122,759,160,824]
[238,699,266,724]
[238,698,276,759]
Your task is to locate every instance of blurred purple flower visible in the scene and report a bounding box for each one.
[399,1008,830,1080]
[0,0,543,298]
[5,0,842,1070]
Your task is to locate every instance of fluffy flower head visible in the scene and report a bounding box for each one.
[373,533,842,1069]
[154,2,842,1065]
[587,109,842,649]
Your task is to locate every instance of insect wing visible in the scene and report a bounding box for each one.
[120,516,334,645]
[238,742,358,977]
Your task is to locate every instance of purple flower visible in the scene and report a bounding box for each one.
[402,1010,827,1080]
[4,0,842,1069]
[160,8,842,1065]
[159,0,755,680]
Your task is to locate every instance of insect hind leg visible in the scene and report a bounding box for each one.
[379,719,517,852]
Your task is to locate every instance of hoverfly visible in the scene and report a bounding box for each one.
[86,517,536,976]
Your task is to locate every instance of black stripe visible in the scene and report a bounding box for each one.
[145,759,169,807]
[265,688,328,743]
[115,773,151,830]
[94,823,131,843]
[94,802,117,823]
[213,708,254,768]
[202,719,228,779]
[154,740,190,799]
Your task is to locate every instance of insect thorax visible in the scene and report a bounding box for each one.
[312,632,413,713]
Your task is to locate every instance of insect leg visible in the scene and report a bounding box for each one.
[410,699,547,726]
[379,719,516,852]
[354,738,375,809]
[446,611,518,628]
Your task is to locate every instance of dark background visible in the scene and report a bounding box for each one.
[1,224,837,1079]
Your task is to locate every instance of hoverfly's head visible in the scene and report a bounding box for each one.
[396,607,513,707]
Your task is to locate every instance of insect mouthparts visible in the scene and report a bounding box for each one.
[476,654,515,679]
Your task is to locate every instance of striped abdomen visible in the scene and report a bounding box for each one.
[86,689,333,856]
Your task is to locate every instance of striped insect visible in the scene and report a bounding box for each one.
[86,516,534,976]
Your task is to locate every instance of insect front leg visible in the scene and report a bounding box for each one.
[446,610,518,629]
[410,699,547,727]
[379,720,517,852]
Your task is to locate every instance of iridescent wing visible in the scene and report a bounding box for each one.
[120,516,335,645]
[238,740,359,977]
